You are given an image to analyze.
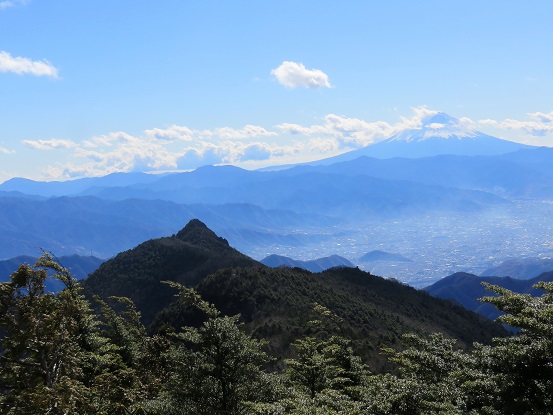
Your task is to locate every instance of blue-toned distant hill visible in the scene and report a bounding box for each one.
[0,196,334,258]
[0,160,512,259]
[260,254,355,272]
[1,112,551,265]
[480,257,553,279]
[0,172,161,198]
[425,271,553,320]
[0,254,104,292]
[281,147,553,199]
[358,250,412,263]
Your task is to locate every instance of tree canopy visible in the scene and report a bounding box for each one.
[1,255,553,414]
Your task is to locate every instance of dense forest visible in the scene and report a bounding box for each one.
[1,253,552,414]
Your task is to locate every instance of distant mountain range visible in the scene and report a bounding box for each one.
[0,112,551,284]
[260,254,355,272]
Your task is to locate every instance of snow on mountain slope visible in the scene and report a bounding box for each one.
[312,112,532,163]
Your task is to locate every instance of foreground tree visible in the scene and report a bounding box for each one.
[0,254,160,415]
[0,253,103,414]
[471,281,553,414]
[160,282,274,415]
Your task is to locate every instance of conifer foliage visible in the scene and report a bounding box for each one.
[1,255,553,414]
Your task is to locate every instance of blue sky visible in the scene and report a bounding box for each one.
[1,0,553,181]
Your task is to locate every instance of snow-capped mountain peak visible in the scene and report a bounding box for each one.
[391,112,478,143]
[310,112,533,162]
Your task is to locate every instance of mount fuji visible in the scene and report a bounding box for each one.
[315,112,533,164]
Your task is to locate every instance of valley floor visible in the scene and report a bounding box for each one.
[247,199,553,287]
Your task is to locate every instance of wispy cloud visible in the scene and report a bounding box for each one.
[275,107,441,148]
[30,107,553,180]
[0,146,15,154]
[0,51,59,78]
[23,139,75,150]
[479,111,553,136]
[271,61,331,89]
[0,0,29,10]
[39,123,299,178]
[30,108,446,179]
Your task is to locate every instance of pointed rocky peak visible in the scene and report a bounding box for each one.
[179,218,208,233]
[175,219,229,247]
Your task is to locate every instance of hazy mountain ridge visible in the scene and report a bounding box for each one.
[0,196,332,258]
[0,113,551,284]
[358,250,413,263]
[425,271,553,320]
[285,148,553,198]
[260,253,355,272]
[0,254,104,292]
[481,257,553,279]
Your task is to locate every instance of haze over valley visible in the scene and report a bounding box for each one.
[1,113,553,287]
[4,3,553,413]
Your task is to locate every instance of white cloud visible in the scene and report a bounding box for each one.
[427,123,445,129]
[528,111,553,124]
[145,125,207,141]
[39,107,450,179]
[0,0,28,10]
[38,106,553,180]
[213,125,277,140]
[0,146,15,154]
[271,61,331,89]
[23,139,75,150]
[144,124,276,142]
[276,113,397,148]
[397,107,438,129]
[478,111,553,136]
[0,51,58,78]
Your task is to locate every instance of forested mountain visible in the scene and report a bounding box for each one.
[83,220,506,370]
[82,219,259,324]
[2,224,552,414]
[174,266,505,369]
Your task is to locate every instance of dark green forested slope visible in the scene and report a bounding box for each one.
[82,219,259,324]
[81,219,505,371]
[4,229,553,414]
[154,265,505,370]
